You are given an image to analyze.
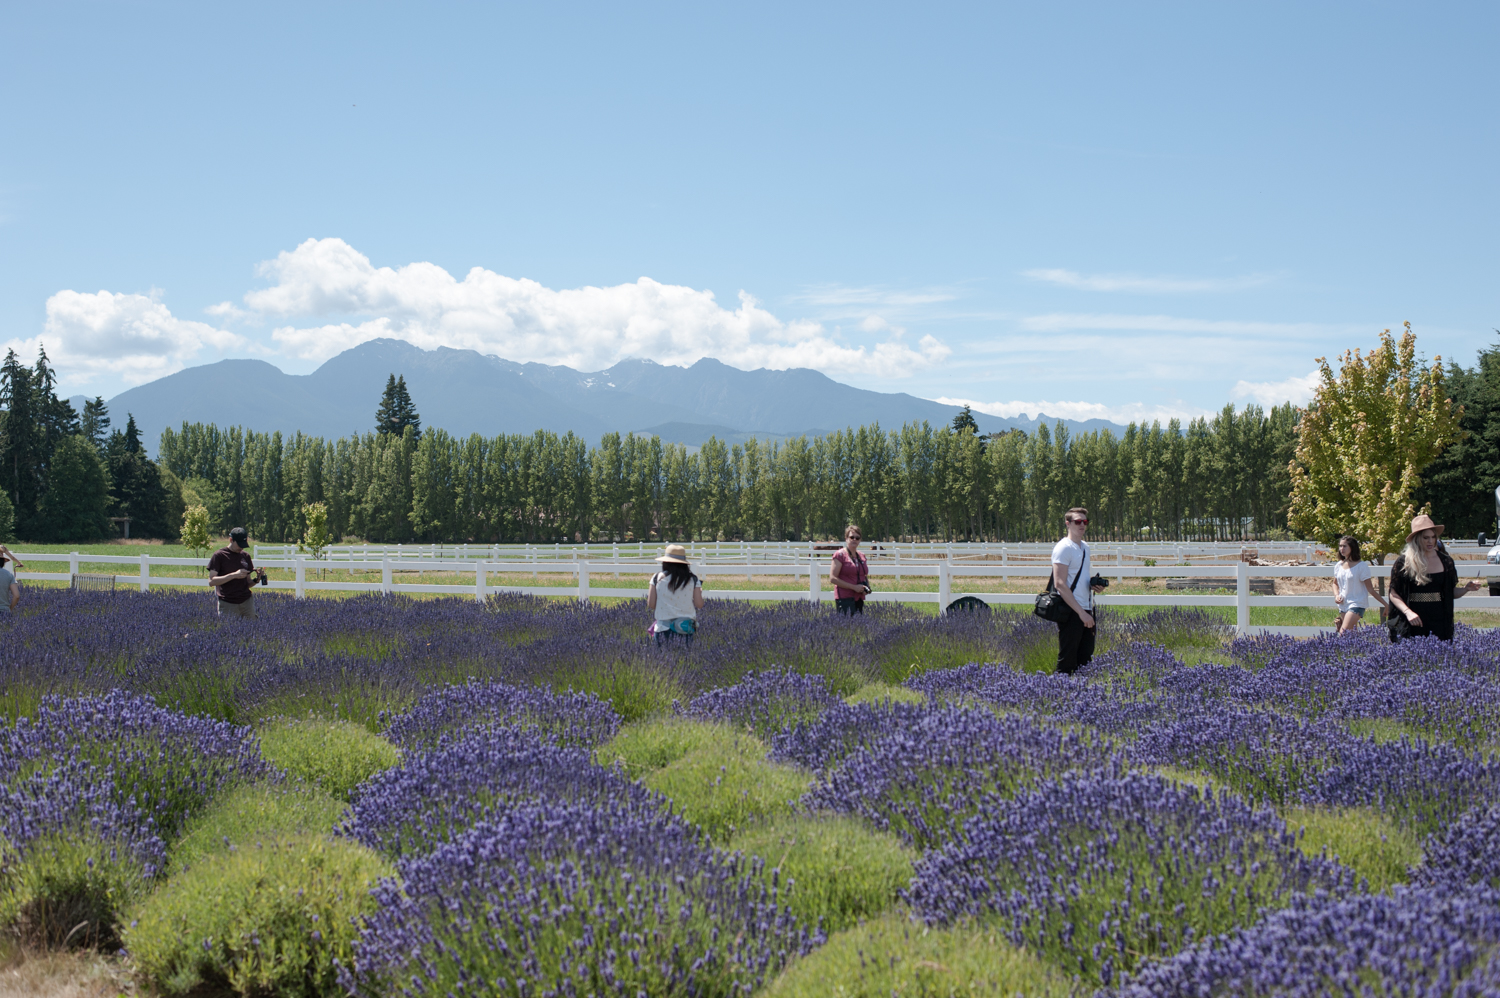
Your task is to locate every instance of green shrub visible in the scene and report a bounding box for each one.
[553,660,682,723]
[637,725,811,843]
[170,783,348,875]
[0,832,149,949]
[257,717,400,801]
[125,835,392,998]
[762,911,1074,997]
[733,816,914,932]
[845,682,925,706]
[1285,805,1421,892]
[597,717,730,778]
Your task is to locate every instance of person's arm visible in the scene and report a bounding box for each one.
[692,583,705,611]
[1361,577,1388,608]
[1051,560,1094,628]
[208,568,250,587]
[646,574,658,611]
[7,582,17,611]
[1386,559,1420,625]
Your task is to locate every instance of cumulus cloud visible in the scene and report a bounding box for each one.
[935,396,1214,426]
[1022,269,1276,294]
[2,290,244,389]
[1231,370,1321,407]
[246,238,949,376]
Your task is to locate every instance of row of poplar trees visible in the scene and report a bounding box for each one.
[157,399,1302,545]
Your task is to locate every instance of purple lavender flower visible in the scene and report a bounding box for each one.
[381,678,620,750]
[675,668,843,738]
[340,800,822,998]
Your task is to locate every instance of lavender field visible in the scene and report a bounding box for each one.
[4,590,1500,996]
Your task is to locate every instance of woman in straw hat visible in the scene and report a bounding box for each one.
[1387,514,1482,642]
[647,544,704,648]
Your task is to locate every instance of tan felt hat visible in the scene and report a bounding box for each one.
[1407,514,1445,542]
[655,544,691,565]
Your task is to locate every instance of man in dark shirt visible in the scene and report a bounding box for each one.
[207,527,263,618]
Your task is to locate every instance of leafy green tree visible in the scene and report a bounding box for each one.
[299,501,331,562]
[1419,334,1500,538]
[951,405,979,435]
[35,435,111,541]
[375,374,421,437]
[1289,324,1464,560]
[81,397,110,450]
[181,505,211,559]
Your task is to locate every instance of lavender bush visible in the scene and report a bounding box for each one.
[339,725,664,859]
[907,768,1356,986]
[676,668,843,738]
[797,703,1116,848]
[1110,885,1500,997]
[341,800,822,998]
[381,678,620,749]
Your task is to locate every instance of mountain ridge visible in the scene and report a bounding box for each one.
[93,339,1129,454]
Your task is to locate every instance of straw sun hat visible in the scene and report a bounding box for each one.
[655,544,691,565]
[1407,514,1445,543]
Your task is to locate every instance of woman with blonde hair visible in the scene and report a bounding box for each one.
[647,544,704,648]
[1387,515,1481,643]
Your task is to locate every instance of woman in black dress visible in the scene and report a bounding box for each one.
[1387,514,1482,642]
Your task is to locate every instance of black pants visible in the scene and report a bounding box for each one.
[836,598,865,616]
[1056,608,1096,674]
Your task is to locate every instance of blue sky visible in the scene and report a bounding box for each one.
[3,2,1496,424]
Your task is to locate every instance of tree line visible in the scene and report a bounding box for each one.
[0,349,177,542]
[151,402,1301,545]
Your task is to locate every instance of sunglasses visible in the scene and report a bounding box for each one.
[1067,518,1089,526]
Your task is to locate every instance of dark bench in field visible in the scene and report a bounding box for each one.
[1165,577,1275,595]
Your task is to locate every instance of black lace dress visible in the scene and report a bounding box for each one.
[1389,552,1458,642]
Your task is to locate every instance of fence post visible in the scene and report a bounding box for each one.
[579,561,590,604]
[1001,546,1008,582]
[140,552,150,593]
[808,555,820,603]
[382,555,392,595]
[295,557,305,598]
[1235,560,1250,635]
[69,551,79,581]
[938,560,951,614]
[476,562,487,603]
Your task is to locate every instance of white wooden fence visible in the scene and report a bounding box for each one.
[16,551,1500,637]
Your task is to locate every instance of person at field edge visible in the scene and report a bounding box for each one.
[1331,534,1387,634]
[1386,514,1481,643]
[208,527,265,619]
[648,543,704,648]
[0,546,23,615]
[1051,508,1107,674]
[830,525,871,615]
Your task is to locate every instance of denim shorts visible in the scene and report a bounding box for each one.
[1343,606,1366,618]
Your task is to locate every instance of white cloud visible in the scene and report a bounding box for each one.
[204,300,249,321]
[1022,269,1276,294]
[788,284,959,309]
[1017,312,1352,339]
[936,396,1214,426]
[3,290,244,390]
[1231,370,1321,406]
[248,238,949,376]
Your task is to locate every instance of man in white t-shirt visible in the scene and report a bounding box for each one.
[1051,507,1106,674]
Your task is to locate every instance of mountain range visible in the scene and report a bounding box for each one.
[81,339,1127,454]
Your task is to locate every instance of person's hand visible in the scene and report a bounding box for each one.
[238,568,253,580]
[1334,593,1344,605]
[1405,610,1423,626]
[1091,584,1106,594]
[1463,579,1483,593]
[862,584,872,594]
[1080,611,1096,629]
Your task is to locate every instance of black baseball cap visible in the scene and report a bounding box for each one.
[229,527,249,545]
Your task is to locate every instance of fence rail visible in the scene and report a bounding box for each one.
[14,551,1500,637]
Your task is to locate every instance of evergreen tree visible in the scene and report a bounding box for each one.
[0,349,39,526]
[951,405,979,435]
[106,413,175,538]
[121,412,143,453]
[81,397,110,450]
[35,435,111,541]
[1419,334,1500,538]
[375,374,421,437]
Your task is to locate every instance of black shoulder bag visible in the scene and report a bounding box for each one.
[1034,551,1086,623]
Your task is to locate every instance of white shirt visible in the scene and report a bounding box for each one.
[1335,560,1373,609]
[1050,537,1092,611]
[651,571,701,621]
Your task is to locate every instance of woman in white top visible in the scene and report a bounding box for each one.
[1332,535,1387,634]
[647,544,705,648]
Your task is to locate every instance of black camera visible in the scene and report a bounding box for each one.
[1089,574,1110,589]
[256,569,268,587]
